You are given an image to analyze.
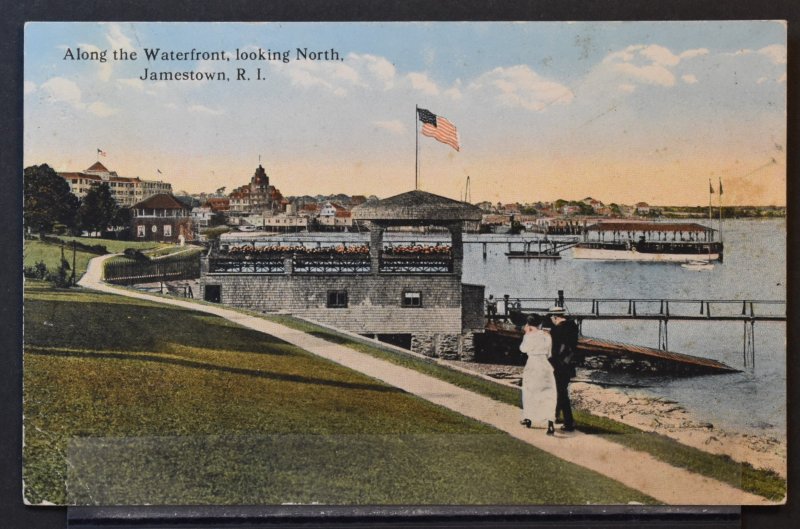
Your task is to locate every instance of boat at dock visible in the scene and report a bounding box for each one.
[572,221,723,262]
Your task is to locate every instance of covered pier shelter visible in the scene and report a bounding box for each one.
[199,190,486,359]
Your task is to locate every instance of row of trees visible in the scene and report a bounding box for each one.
[24,164,131,237]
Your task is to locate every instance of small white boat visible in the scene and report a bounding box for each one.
[681,260,714,271]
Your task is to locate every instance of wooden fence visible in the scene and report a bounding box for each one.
[104,254,201,285]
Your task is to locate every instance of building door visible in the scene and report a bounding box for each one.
[204,285,221,303]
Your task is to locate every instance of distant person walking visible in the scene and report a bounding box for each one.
[548,306,580,432]
[519,314,557,436]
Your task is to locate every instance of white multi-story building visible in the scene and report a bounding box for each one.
[59,162,172,207]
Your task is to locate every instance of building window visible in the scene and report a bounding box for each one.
[402,291,422,308]
[327,290,348,308]
[204,285,221,303]
[137,225,146,238]
[164,224,172,237]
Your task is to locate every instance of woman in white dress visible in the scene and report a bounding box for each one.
[519,314,557,435]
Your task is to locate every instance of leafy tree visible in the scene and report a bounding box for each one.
[112,207,133,227]
[23,164,79,235]
[77,183,118,235]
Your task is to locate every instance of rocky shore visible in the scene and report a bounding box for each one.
[444,361,786,479]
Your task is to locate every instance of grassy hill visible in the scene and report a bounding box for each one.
[23,282,655,506]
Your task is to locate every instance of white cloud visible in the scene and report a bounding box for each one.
[104,23,135,51]
[373,120,405,135]
[352,53,396,89]
[613,62,675,86]
[271,53,396,97]
[188,104,223,116]
[618,83,636,93]
[40,77,84,108]
[778,72,787,83]
[679,48,709,60]
[758,44,786,64]
[468,65,573,111]
[88,101,118,117]
[599,44,714,89]
[444,79,464,101]
[24,81,37,94]
[682,74,698,84]
[407,72,440,95]
[640,45,680,66]
[756,76,768,85]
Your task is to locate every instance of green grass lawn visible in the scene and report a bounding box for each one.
[266,315,786,501]
[24,237,169,280]
[23,281,655,506]
[54,235,168,254]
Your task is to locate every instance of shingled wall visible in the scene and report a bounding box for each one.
[201,273,464,335]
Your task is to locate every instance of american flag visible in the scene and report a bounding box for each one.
[417,108,460,152]
[97,148,107,157]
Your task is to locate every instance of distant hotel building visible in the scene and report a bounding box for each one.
[228,164,285,217]
[59,162,172,207]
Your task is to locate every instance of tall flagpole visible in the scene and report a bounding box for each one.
[415,105,419,190]
[708,178,712,224]
[718,178,723,243]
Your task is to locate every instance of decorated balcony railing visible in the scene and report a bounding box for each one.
[292,254,371,274]
[378,254,453,273]
[208,257,286,274]
[208,244,454,274]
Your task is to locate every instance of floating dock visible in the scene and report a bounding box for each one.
[480,322,740,375]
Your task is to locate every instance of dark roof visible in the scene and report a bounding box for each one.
[132,193,190,210]
[587,222,714,233]
[352,190,482,222]
[86,162,110,172]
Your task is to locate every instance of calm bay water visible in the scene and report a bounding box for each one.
[233,218,786,437]
[462,218,786,438]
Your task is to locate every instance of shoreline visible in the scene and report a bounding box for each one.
[444,361,786,479]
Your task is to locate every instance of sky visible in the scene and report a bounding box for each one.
[24,21,787,206]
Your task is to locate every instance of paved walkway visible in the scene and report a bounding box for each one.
[78,255,771,505]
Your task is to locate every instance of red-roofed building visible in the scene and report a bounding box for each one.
[131,193,193,242]
[59,162,171,207]
[205,197,230,212]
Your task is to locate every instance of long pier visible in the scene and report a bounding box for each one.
[489,292,786,371]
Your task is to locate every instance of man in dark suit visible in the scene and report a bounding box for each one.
[547,306,580,431]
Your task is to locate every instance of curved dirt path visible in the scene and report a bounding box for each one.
[77,254,774,505]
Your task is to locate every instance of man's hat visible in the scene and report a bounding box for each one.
[547,306,567,315]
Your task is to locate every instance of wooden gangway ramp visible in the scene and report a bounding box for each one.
[482,322,740,375]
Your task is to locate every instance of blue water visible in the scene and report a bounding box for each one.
[462,219,786,439]
[229,219,786,438]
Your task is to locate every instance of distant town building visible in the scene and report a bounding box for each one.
[317,202,353,230]
[205,197,231,212]
[228,164,285,217]
[191,206,213,229]
[59,162,172,207]
[131,193,193,242]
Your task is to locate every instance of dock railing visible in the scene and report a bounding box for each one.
[488,293,785,369]
[491,296,786,322]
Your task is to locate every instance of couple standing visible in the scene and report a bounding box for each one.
[519,307,579,435]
